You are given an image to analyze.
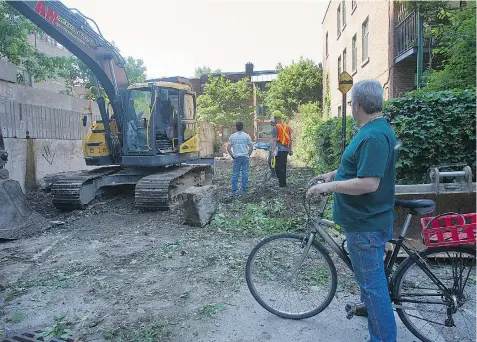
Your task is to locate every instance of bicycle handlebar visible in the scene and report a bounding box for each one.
[303,179,330,221]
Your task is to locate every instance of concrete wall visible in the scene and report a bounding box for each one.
[1,80,101,191]
[0,80,99,118]
[4,138,94,191]
[322,0,393,117]
[0,59,17,84]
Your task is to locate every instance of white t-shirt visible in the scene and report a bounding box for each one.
[229,131,252,157]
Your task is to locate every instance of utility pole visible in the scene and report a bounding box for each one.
[338,71,353,154]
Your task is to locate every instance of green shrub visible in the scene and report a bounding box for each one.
[315,116,358,174]
[311,89,475,183]
[290,102,323,167]
[383,89,476,182]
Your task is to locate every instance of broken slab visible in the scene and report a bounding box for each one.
[0,179,49,240]
[182,185,218,227]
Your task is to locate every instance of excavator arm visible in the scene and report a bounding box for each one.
[6,0,130,163]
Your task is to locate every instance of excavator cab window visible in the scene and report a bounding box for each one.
[125,88,153,153]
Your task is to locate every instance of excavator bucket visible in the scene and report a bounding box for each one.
[0,179,48,240]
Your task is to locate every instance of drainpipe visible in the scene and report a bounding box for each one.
[416,10,424,89]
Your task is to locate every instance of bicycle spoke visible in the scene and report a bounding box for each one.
[246,234,337,319]
[395,247,476,342]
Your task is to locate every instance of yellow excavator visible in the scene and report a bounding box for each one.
[1,0,213,238]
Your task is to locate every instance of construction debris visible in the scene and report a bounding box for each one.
[182,185,218,227]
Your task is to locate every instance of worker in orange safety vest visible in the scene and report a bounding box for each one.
[270,110,293,187]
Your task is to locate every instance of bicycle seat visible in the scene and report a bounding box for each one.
[394,199,436,214]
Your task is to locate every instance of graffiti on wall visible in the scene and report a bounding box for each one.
[40,145,56,165]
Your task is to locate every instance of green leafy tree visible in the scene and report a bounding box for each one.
[323,72,331,117]
[423,3,476,90]
[0,1,69,83]
[60,55,147,99]
[290,102,323,167]
[194,65,221,78]
[125,56,147,84]
[197,76,253,126]
[265,58,323,118]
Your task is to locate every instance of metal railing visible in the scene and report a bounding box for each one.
[395,11,434,59]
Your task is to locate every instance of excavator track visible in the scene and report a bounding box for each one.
[51,167,122,210]
[135,164,213,211]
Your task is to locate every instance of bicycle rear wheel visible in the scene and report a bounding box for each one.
[245,233,337,319]
[393,246,476,342]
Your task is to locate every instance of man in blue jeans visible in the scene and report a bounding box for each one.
[227,121,253,195]
[307,79,398,342]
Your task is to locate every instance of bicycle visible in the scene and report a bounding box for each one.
[245,181,476,342]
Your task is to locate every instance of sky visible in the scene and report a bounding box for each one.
[61,0,328,79]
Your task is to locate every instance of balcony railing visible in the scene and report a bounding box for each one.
[395,11,434,59]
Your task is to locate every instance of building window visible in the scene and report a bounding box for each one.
[338,105,342,117]
[352,34,357,72]
[343,48,347,72]
[352,0,357,11]
[326,32,329,57]
[337,5,341,37]
[342,1,347,27]
[257,124,273,139]
[338,55,342,78]
[362,18,369,61]
[256,104,268,117]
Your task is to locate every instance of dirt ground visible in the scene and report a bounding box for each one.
[0,152,417,342]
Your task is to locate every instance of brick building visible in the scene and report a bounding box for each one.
[321,0,458,117]
[191,63,277,143]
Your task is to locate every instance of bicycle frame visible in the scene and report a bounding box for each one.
[307,205,460,304]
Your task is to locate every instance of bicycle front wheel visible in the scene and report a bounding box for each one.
[393,246,476,342]
[245,233,337,320]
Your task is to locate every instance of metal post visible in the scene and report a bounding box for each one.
[341,93,347,154]
[416,10,424,89]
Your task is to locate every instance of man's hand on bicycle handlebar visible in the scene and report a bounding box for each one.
[312,172,335,184]
[306,178,333,200]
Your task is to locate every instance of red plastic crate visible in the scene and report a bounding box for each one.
[421,213,476,248]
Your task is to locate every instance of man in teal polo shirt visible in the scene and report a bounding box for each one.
[307,79,398,342]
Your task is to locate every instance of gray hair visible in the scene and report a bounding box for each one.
[351,79,384,114]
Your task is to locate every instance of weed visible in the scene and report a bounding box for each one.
[200,303,225,318]
[154,240,182,260]
[35,314,72,341]
[104,317,171,342]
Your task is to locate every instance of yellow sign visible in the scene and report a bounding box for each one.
[338,71,353,94]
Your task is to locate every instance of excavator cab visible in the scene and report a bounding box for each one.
[84,79,201,167]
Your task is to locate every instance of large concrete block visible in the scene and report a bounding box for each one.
[183,185,218,227]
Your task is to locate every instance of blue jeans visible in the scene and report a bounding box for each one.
[232,156,249,192]
[346,227,397,342]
